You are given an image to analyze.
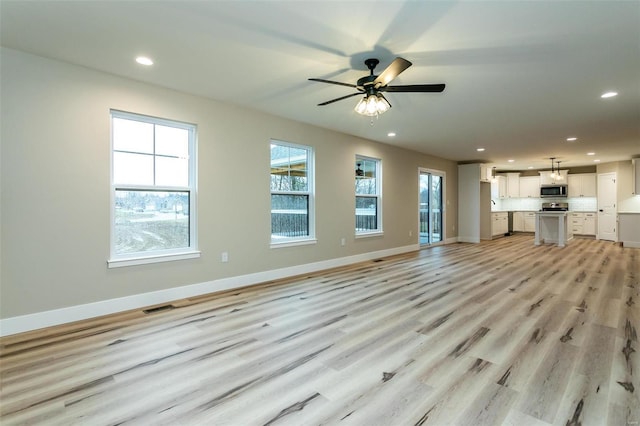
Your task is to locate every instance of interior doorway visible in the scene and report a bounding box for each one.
[597,172,617,241]
[419,168,445,246]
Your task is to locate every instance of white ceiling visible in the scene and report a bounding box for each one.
[2,1,639,170]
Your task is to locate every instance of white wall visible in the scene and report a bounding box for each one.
[0,48,458,325]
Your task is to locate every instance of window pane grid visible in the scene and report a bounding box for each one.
[113,117,190,188]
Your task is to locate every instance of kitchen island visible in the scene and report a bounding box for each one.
[535,211,573,247]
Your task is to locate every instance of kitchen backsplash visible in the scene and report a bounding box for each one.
[567,197,598,211]
[493,197,597,212]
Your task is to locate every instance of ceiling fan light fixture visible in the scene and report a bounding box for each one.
[354,97,368,114]
[366,95,379,115]
[376,94,391,113]
[355,94,391,117]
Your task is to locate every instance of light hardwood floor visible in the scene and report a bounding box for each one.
[1,235,638,425]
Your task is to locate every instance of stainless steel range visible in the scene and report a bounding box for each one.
[541,202,569,211]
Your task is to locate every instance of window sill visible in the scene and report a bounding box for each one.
[355,231,384,239]
[107,251,201,268]
[270,238,317,249]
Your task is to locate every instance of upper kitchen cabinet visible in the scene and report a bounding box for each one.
[519,176,541,198]
[506,173,520,198]
[491,175,506,199]
[568,173,596,197]
[479,164,493,182]
[539,170,568,185]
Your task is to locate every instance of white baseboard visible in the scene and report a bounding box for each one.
[623,241,640,248]
[0,244,420,337]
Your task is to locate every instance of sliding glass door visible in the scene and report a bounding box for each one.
[419,169,445,246]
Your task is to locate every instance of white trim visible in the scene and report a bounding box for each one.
[355,231,384,239]
[0,244,418,337]
[623,241,640,248]
[270,238,318,249]
[107,251,201,268]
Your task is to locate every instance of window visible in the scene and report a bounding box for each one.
[109,110,198,267]
[355,156,382,235]
[270,141,315,245]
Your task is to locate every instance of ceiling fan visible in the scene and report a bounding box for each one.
[309,57,445,116]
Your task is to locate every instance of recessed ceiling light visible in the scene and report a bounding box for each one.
[594,159,601,162]
[508,159,514,163]
[587,152,595,156]
[566,137,577,141]
[136,56,154,66]
[476,148,485,152]
[387,132,396,137]
[527,166,534,169]
[601,91,618,98]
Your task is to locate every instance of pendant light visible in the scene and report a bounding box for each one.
[491,166,497,183]
[549,157,557,179]
[555,161,563,180]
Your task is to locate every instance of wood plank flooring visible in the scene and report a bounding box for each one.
[1,235,638,425]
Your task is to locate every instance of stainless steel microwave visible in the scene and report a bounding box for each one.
[540,184,568,198]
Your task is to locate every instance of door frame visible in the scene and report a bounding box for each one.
[418,167,446,246]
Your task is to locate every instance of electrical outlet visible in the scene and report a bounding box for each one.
[221,252,229,262]
[409,230,413,237]
[341,238,346,246]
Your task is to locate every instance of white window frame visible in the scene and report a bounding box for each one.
[108,110,199,268]
[270,140,316,248]
[355,155,383,237]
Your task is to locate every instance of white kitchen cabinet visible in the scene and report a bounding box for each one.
[568,173,596,197]
[524,212,536,232]
[491,175,506,199]
[519,176,540,198]
[480,164,493,182]
[583,213,597,235]
[569,212,597,235]
[569,212,584,234]
[506,173,520,198]
[492,212,508,236]
[513,212,524,231]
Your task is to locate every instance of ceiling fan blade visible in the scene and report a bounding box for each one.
[317,92,362,106]
[373,57,412,87]
[309,78,358,89]
[382,84,446,93]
